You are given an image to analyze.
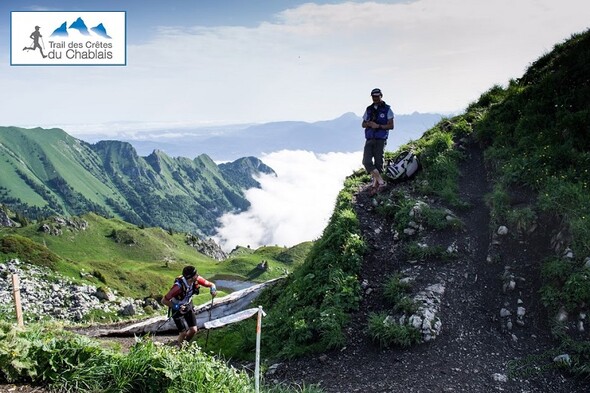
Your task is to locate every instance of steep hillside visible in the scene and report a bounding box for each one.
[274,137,586,392]
[0,127,275,235]
[260,29,590,391]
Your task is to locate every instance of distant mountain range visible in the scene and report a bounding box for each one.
[0,112,442,235]
[103,112,443,161]
[0,127,274,235]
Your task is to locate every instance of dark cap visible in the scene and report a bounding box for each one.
[35,26,40,29]
[182,265,197,279]
[370,88,382,96]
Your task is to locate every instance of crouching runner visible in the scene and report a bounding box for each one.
[161,265,217,346]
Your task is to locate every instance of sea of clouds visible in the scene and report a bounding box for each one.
[213,150,363,252]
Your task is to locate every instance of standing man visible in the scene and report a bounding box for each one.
[23,26,47,58]
[361,88,394,195]
[161,265,217,346]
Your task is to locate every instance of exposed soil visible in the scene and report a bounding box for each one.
[271,140,587,392]
[2,139,587,393]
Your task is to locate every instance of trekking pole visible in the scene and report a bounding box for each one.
[152,312,172,338]
[204,296,214,350]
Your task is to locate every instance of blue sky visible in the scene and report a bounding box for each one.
[1,0,589,136]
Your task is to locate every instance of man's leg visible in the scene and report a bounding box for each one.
[363,140,379,188]
[374,139,386,174]
[177,330,188,346]
[362,140,375,174]
[182,309,198,343]
[173,312,189,346]
[374,140,386,187]
[371,169,384,185]
[185,326,198,342]
[35,43,47,58]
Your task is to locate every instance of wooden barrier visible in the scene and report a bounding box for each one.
[90,277,282,337]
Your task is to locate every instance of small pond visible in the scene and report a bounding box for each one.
[209,274,257,293]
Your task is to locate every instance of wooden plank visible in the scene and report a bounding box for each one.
[91,277,283,336]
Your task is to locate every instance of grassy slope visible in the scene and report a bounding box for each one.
[0,127,121,208]
[0,212,309,300]
[0,127,58,207]
[30,130,119,206]
[220,243,313,280]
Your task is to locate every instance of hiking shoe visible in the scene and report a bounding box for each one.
[165,339,180,347]
[367,183,378,196]
[376,182,387,193]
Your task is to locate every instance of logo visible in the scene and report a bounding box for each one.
[11,11,126,66]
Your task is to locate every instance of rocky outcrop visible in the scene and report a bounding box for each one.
[408,282,445,342]
[0,259,158,322]
[0,208,16,227]
[38,216,89,236]
[186,234,227,261]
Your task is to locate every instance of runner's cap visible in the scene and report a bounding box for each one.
[371,88,382,96]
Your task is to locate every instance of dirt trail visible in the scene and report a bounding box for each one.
[273,141,586,392]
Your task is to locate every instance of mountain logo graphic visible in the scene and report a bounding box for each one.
[51,17,112,39]
[11,11,126,66]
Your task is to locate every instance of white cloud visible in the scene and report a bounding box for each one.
[213,150,363,251]
[2,0,589,132]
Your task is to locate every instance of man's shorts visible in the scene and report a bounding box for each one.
[172,306,197,332]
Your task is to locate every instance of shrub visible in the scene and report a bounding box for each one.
[538,178,590,256]
[391,198,416,232]
[382,275,418,315]
[382,274,412,306]
[260,175,366,359]
[541,257,575,283]
[107,229,138,245]
[367,312,421,348]
[484,183,510,228]
[92,270,107,284]
[541,256,590,315]
[420,205,463,231]
[404,242,449,262]
[505,206,537,236]
[0,235,61,268]
[0,322,257,392]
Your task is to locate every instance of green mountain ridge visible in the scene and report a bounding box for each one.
[0,127,275,235]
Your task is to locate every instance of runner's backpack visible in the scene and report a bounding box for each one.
[167,275,199,317]
[173,275,200,300]
[386,150,420,181]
